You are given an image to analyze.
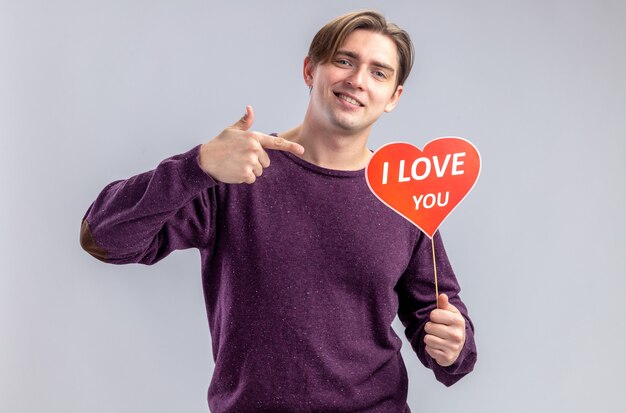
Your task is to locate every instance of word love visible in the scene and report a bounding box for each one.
[366,138,481,238]
[381,152,466,184]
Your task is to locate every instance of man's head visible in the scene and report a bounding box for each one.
[302,10,414,134]
[307,10,414,90]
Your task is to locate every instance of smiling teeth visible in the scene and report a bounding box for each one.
[338,94,361,106]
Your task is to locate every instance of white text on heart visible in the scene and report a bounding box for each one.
[381,152,466,185]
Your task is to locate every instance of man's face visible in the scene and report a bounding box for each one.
[304,29,403,134]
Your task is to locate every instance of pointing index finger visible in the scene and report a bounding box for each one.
[256,133,305,156]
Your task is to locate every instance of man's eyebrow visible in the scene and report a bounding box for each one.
[335,50,396,73]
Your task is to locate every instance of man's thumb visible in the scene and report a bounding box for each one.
[438,293,459,313]
[438,293,450,310]
[231,105,254,131]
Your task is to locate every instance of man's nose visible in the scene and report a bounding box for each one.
[346,67,366,90]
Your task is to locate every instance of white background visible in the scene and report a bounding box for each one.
[1,0,625,412]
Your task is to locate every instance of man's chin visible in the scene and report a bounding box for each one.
[330,116,376,134]
[328,115,362,131]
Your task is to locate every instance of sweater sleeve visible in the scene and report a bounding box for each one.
[80,144,218,265]
[395,230,477,386]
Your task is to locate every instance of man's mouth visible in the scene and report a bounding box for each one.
[334,92,364,107]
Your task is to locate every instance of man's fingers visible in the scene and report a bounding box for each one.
[243,173,256,184]
[429,309,457,325]
[258,148,271,168]
[425,321,465,343]
[256,133,305,155]
[424,334,448,351]
[213,107,301,185]
[425,345,456,367]
[425,321,453,340]
[251,162,263,178]
[231,105,255,131]
[425,345,446,361]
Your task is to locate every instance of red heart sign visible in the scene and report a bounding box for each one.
[366,137,481,238]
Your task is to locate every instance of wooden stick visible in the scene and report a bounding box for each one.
[432,235,439,309]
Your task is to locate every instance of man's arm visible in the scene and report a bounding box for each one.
[80,144,217,264]
[80,106,305,265]
[395,231,477,386]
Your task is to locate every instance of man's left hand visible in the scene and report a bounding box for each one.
[423,293,466,367]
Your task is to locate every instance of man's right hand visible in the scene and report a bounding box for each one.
[199,106,305,184]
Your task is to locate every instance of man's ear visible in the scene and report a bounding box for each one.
[303,56,315,88]
[384,84,404,113]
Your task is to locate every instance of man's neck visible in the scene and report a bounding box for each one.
[279,123,373,171]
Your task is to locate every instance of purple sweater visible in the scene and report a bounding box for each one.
[80,143,477,412]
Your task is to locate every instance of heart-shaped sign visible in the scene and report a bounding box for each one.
[366,137,481,238]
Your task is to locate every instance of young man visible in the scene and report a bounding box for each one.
[81,10,477,413]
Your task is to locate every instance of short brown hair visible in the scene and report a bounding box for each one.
[308,10,415,88]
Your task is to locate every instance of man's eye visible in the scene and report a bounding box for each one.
[336,59,350,66]
[373,71,386,79]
